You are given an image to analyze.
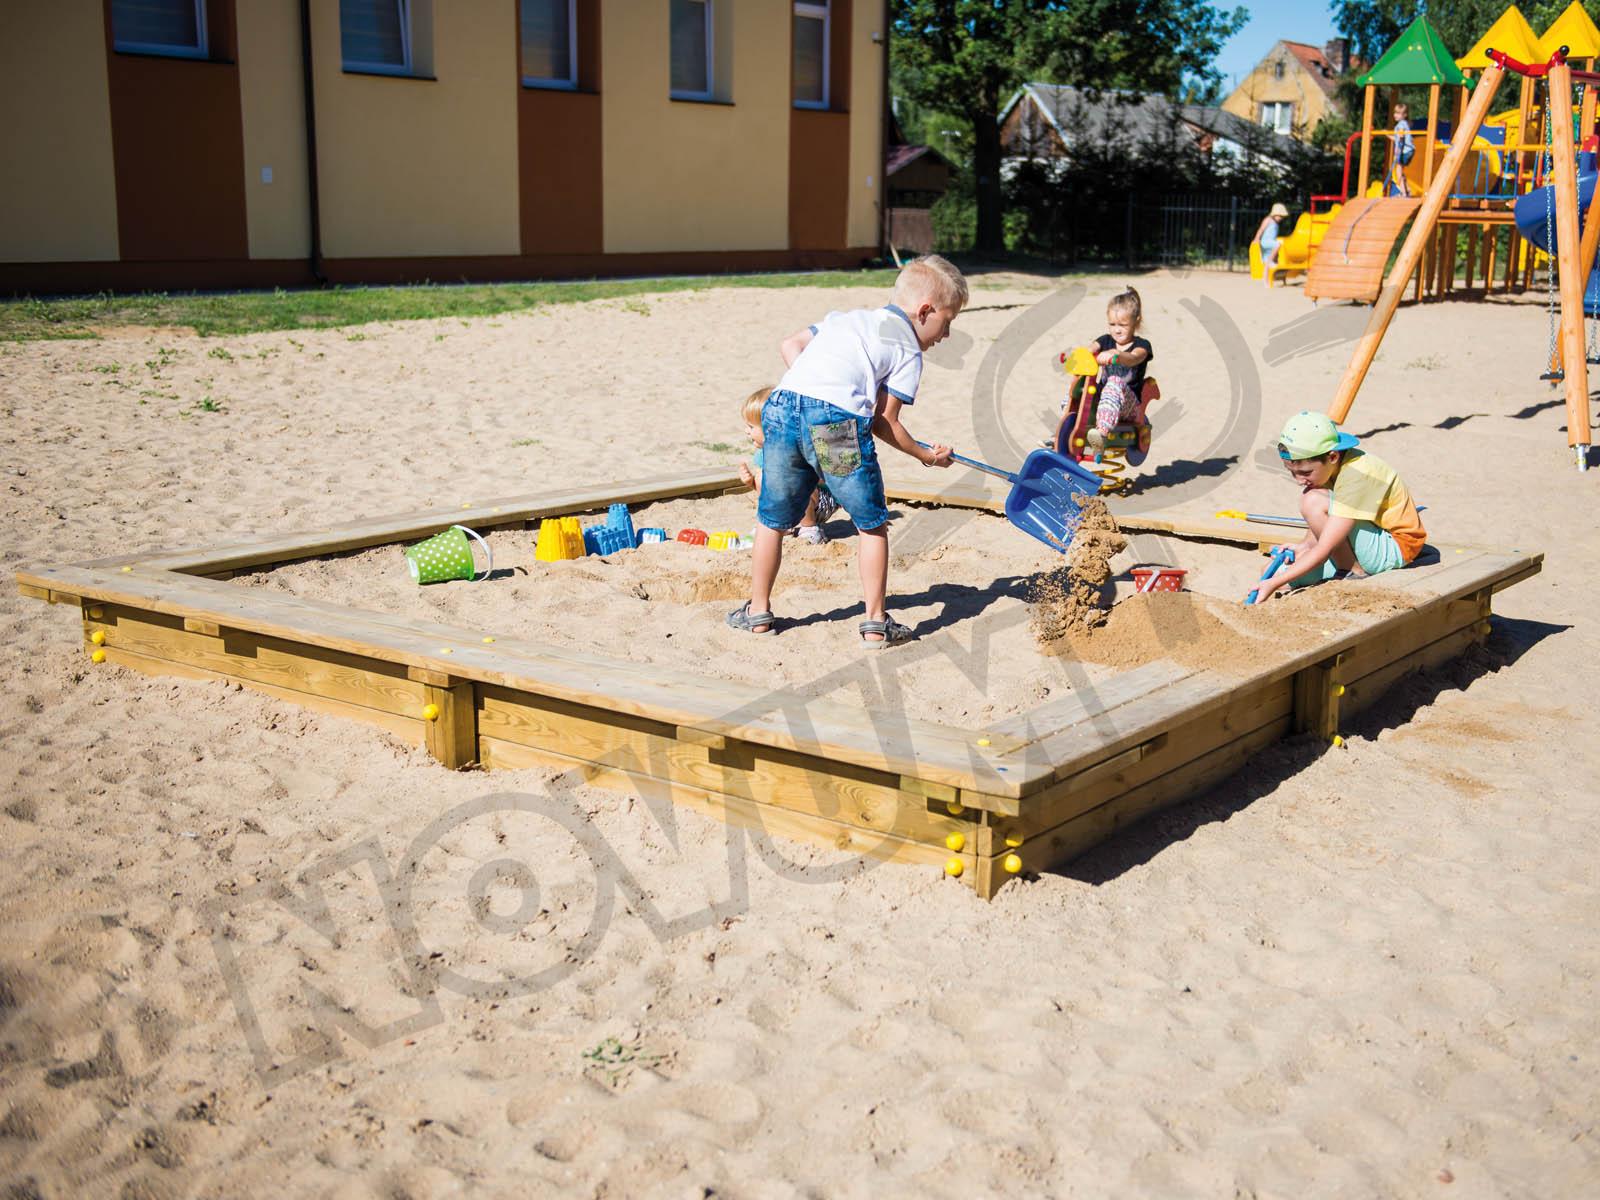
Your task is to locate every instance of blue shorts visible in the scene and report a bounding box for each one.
[757,389,889,532]
[1289,497,1406,587]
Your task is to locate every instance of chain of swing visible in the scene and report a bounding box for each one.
[1541,79,1600,380]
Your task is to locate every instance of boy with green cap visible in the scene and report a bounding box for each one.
[1251,411,1426,604]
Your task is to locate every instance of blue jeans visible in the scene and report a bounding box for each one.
[757,390,889,532]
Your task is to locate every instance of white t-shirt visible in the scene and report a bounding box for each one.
[777,305,923,420]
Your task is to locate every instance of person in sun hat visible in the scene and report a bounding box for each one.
[1249,411,1427,604]
[1252,202,1290,279]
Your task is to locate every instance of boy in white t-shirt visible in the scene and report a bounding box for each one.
[727,255,966,647]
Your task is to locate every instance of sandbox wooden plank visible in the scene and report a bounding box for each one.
[479,735,974,874]
[478,687,976,846]
[1005,548,1540,792]
[21,562,1026,799]
[100,644,425,748]
[85,603,429,719]
[138,468,746,575]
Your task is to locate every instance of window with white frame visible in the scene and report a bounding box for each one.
[1261,101,1293,134]
[793,2,829,108]
[341,0,411,75]
[111,0,208,59]
[522,0,576,88]
[670,0,713,100]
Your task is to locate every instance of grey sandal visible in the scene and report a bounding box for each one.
[859,614,913,648]
[727,601,775,634]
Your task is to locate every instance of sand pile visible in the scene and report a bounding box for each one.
[1028,496,1127,640]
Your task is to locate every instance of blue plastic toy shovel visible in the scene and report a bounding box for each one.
[918,442,1103,554]
[1245,546,1296,605]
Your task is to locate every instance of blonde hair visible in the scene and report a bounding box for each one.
[1107,285,1142,331]
[893,254,969,312]
[740,386,771,427]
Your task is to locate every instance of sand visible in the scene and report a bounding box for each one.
[2,270,1598,1196]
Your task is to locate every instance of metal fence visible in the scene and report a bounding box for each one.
[997,191,1276,270]
[1154,193,1275,271]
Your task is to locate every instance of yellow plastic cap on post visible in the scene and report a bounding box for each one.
[945,831,966,853]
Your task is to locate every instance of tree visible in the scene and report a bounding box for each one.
[891,0,1245,252]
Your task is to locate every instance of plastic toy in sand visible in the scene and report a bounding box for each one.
[639,527,668,544]
[583,524,632,556]
[1245,546,1295,605]
[917,439,1101,555]
[405,524,493,584]
[1130,566,1187,593]
[1055,345,1160,494]
[677,528,709,546]
[535,516,586,561]
[606,503,637,548]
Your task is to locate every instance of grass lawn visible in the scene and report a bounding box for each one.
[0,269,902,342]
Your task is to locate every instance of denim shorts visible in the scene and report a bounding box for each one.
[757,389,889,532]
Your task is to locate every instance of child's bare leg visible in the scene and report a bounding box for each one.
[857,525,889,638]
[748,526,784,631]
[797,492,820,529]
[1299,487,1357,571]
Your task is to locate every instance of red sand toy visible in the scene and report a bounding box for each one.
[1130,567,1188,593]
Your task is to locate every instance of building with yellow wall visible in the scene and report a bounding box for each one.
[1221,39,1355,143]
[0,0,883,292]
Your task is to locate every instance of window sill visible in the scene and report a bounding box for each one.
[113,47,233,64]
[522,78,580,91]
[342,67,437,81]
[670,96,734,107]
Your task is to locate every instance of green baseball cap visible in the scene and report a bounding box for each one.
[1277,411,1360,460]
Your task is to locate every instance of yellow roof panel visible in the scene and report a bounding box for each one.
[1457,6,1540,68]
[1537,1,1600,60]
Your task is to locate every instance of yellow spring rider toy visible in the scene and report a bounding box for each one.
[1052,345,1159,494]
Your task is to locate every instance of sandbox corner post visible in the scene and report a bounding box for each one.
[1292,651,1348,744]
[420,678,478,770]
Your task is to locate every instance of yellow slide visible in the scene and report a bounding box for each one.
[1252,205,1345,286]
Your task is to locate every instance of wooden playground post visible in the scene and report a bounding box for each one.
[1357,85,1375,196]
[1416,84,1442,300]
[1330,64,1505,424]
[1547,60,1595,457]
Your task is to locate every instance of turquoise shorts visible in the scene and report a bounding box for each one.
[1289,497,1405,588]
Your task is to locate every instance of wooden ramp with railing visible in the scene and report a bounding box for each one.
[1306,197,1422,302]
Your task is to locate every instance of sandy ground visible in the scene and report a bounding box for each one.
[2,269,1597,1197]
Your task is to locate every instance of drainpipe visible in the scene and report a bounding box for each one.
[299,0,326,284]
[879,0,890,260]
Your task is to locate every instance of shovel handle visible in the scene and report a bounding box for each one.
[1245,546,1295,605]
[914,440,1018,483]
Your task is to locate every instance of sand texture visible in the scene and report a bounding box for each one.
[2,271,1598,1197]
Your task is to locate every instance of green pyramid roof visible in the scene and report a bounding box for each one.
[1358,15,1468,86]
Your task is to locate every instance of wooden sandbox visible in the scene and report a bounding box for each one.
[17,469,1541,898]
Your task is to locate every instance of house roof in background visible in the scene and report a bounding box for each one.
[1180,104,1319,164]
[1002,83,1198,154]
[999,83,1321,166]
[1281,40,1344,97]
[886,143,952,177]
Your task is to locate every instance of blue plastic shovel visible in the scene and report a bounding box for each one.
[1245,546,1296,605]
[918,442,1104,554]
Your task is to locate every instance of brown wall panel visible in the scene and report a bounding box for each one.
[519,92,605,255]
[518,0,603,255]
[102,0,249,262]
[789,110,852,250]
[830,0,852,112]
